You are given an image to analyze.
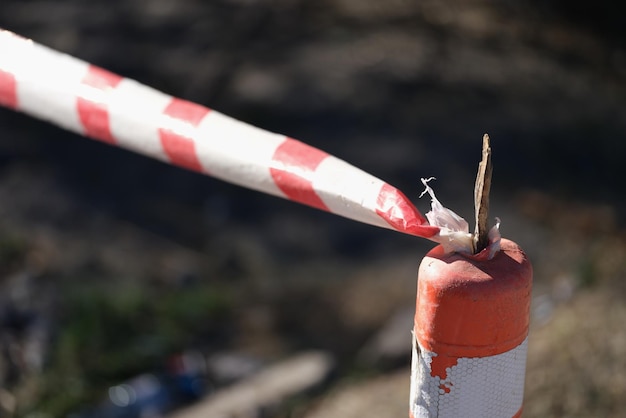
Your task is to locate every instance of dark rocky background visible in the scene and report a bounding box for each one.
[0,0,625,417]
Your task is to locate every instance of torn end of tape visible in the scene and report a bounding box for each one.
[420,178,501,258]
[375,183,440,238]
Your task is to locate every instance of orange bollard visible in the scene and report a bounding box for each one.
[410,238,532,418]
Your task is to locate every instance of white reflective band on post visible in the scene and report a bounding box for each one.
[410,336,528,418]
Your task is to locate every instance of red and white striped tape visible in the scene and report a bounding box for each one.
[0,29,440,239]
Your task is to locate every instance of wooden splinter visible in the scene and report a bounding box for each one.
[474,134,492,253]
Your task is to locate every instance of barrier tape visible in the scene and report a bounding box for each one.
[0,29,440,240]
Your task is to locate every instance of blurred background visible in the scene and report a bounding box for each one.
[0,0,625,416]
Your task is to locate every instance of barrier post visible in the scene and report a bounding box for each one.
[410,239,532,417]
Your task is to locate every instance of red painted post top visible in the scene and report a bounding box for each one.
[415,238,533,358]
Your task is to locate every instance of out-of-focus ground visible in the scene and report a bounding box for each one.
[0,0,625,417]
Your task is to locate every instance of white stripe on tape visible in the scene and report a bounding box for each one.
[108,79,173,161]
[4,35,88,133]
[313,156,390,229]
[195,111,286,197]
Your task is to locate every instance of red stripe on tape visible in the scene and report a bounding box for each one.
[158,98,208,172]
[77,65,123,144]
[0,69,18,109]
[375,183,439,237]
[270,138,330,211]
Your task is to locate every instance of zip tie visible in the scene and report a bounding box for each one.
[0,29,439,239]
